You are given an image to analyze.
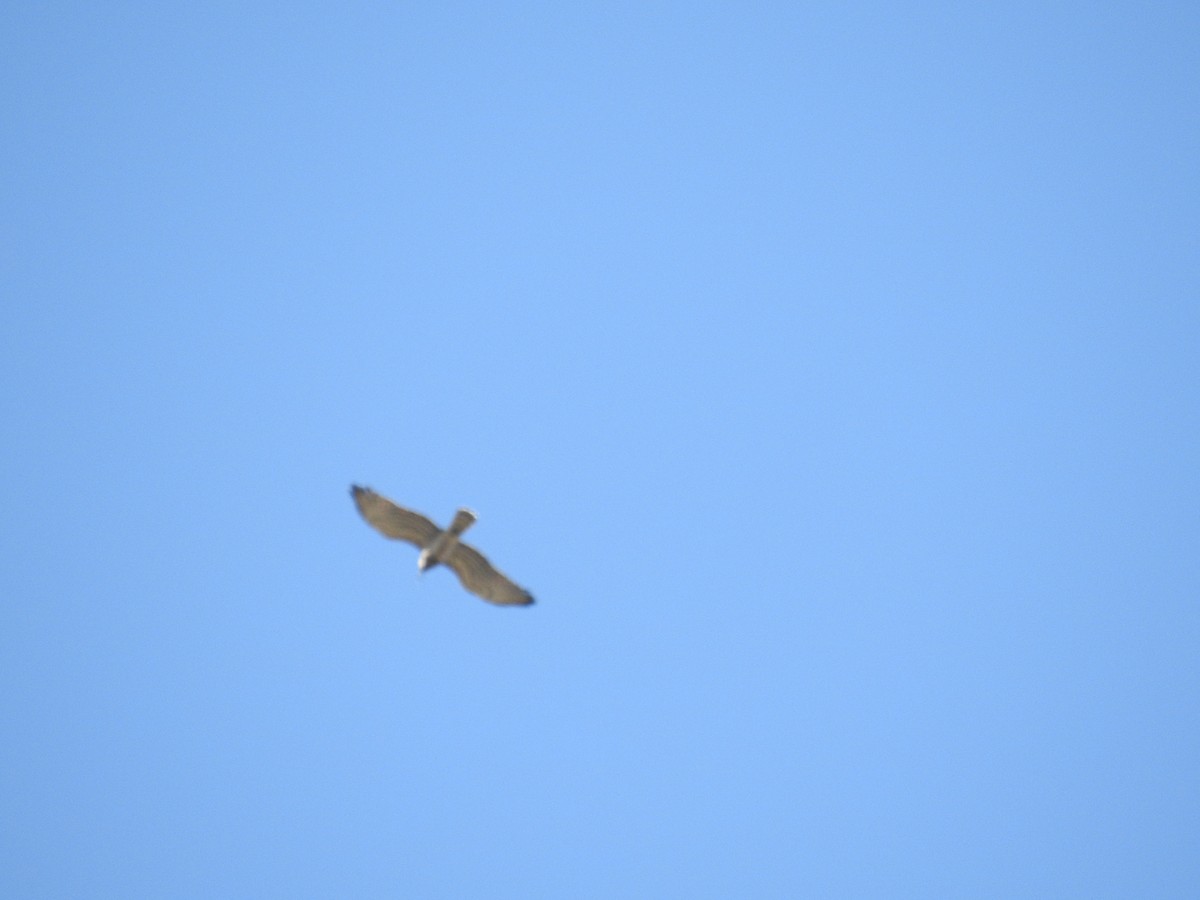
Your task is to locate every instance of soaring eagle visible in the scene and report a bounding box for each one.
[350,485,535,606]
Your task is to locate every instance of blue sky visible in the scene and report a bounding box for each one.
[3,2,1198,896]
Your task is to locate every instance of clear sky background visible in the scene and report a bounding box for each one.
[3,2,1198,897]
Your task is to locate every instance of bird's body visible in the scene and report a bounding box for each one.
[350,486,534,606]
[417,508,477,572]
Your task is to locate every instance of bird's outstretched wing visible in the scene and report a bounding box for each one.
[350,486,440,548]
[443,542,535,606]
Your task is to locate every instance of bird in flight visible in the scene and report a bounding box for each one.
[350,485,535,606]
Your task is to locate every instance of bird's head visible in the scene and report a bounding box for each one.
[417,549,433,573]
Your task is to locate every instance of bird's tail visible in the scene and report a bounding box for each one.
[448,508,477,537]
